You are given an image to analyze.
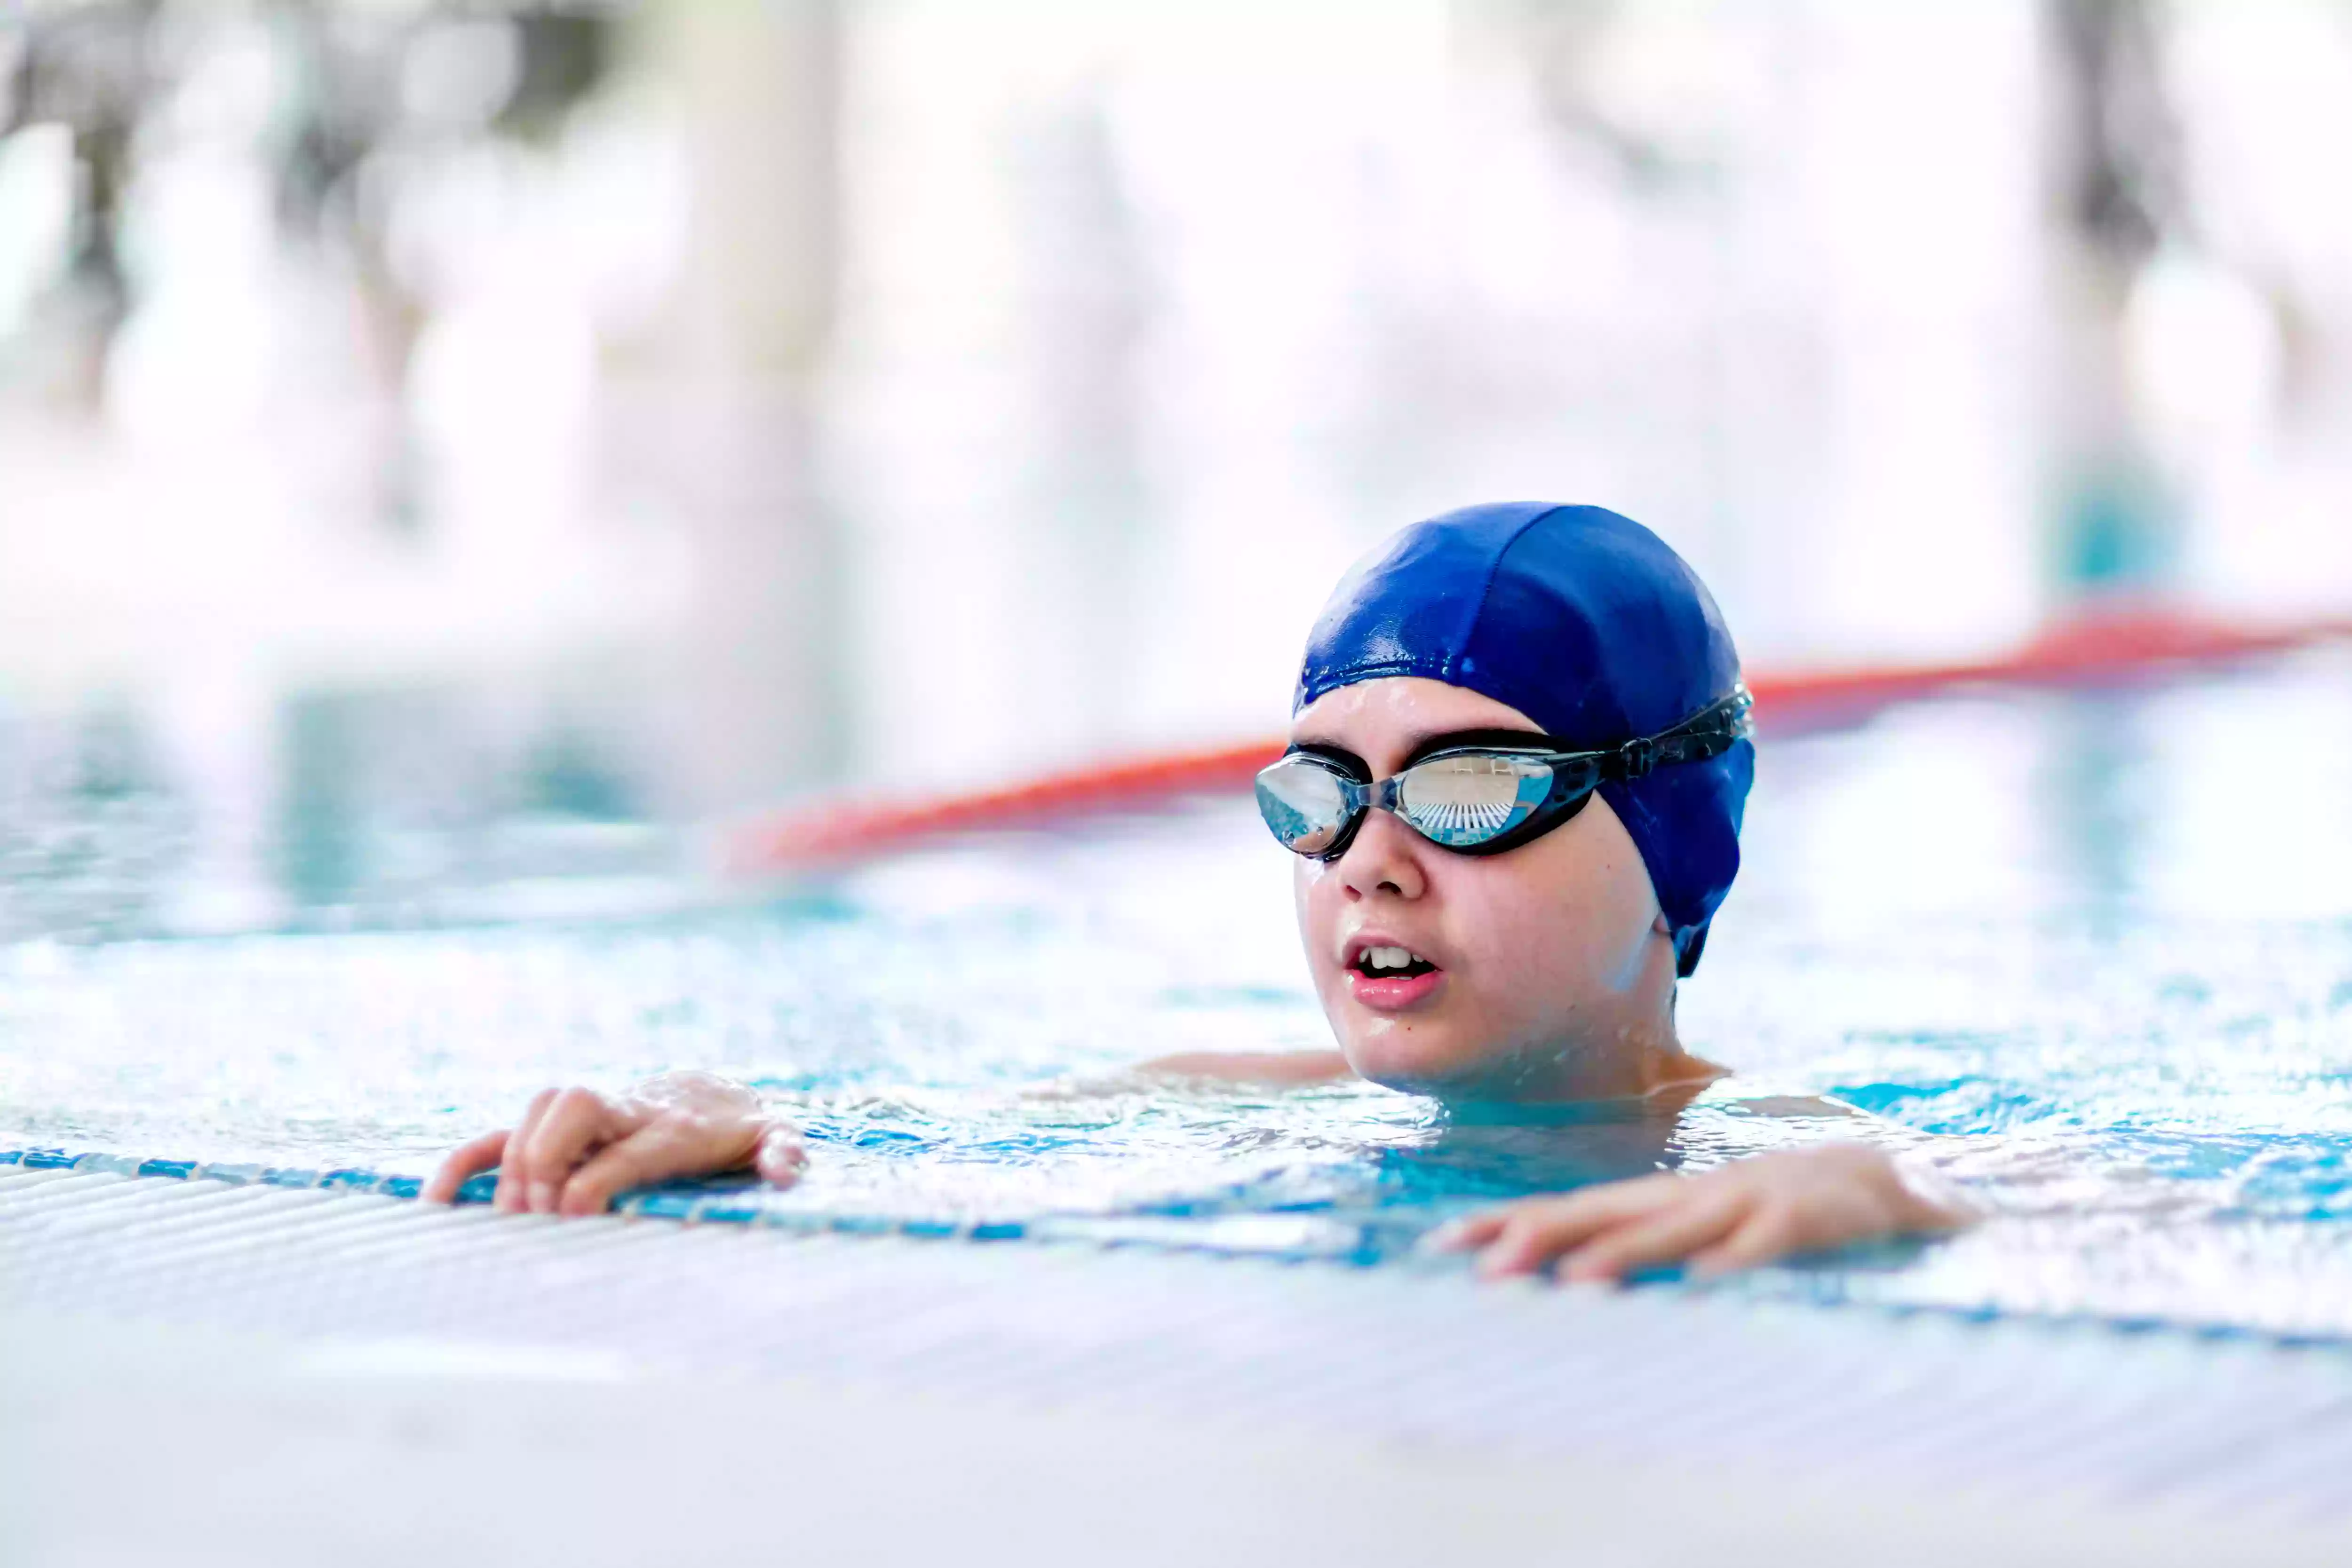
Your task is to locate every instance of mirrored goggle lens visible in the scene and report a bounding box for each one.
[1393,752,1554,848]
[1255,757,1353,855]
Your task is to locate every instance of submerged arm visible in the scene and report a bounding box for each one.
[1128,1050,1356,1087]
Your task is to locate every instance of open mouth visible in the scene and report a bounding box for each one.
[1352,944,1437,981]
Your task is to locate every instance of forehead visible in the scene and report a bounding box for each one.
[1289,676,1542,761]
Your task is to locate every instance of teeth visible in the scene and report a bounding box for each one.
[1364,945,1416,972]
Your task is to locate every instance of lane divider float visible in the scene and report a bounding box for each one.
[731,607,2352,875]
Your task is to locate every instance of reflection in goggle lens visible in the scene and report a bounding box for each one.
[1254,758,1351,855]
[1394,753,1551,847]
[1254,751,1559,856]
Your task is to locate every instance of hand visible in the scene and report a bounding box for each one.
[421,1071,807,1216]
[1428,1143,1971,1283]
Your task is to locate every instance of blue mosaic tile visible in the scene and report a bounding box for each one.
[454,1172,500,1204]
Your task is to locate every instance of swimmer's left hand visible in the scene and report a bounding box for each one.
[1426,1143,1972,1283]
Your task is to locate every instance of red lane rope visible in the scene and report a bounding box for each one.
[1745,608,2351,718]
[729,607,2352,876]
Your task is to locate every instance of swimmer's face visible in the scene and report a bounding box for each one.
[1287,677,1677,1100]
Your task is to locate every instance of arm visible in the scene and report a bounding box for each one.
[421,1070,806,1215]
[1427,1143,1973,1283]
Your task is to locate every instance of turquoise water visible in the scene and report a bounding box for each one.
[6,650,2352,1335]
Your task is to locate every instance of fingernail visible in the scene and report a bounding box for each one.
[529,1181,555,1214]
[1417,1223,1466,1253]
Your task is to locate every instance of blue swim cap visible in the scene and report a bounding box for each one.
[1295,502,1753,976]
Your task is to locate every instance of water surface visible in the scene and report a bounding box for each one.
[7,651,2352,1335]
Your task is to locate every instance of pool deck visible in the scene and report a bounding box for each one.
[6,1164,2351,1566]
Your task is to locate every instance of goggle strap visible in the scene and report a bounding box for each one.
[1609,687,1751,782]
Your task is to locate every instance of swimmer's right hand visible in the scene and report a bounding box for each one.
[421,1070,808,1215]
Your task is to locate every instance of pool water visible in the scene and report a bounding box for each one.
[6,650,2352,1337]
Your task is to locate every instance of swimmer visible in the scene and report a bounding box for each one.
[426,502,1972,1280]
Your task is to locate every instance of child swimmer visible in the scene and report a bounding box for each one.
[426,503,1971,1281]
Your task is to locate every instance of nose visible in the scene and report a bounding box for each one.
[1335,808,1428,902]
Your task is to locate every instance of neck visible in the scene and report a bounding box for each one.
[1432,938,1719,1104]
[1437,1010,1718,1105]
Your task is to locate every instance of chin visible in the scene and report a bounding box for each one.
[1339,1023,1496,1097]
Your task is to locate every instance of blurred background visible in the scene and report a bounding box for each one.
[3,0,2349,935]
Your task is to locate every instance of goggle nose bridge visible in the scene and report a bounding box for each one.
[1328,772,1408,844]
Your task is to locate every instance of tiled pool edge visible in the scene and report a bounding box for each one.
[2,1142,1072,1235]
[11,1301,2345,1568]
[16,1142,2352,1356]
[11,1160,2352,1545]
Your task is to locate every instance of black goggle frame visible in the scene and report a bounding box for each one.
[1263,685,1753,862]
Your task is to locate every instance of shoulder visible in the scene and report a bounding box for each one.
[1692,1083,1865,1122]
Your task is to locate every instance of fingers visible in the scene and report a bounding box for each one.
[557,1117,749,1217]
[1688,1204,1807,1277]
[517,1087,643,1213]
[492,1088,558,1214]
[445,1080,807,1220]
[503,1091,635,1213]
[1422,1210,1510,1253]
[1435,1172,1769,1283]
[1462,1176,1685,1279]
[1556,1183,1756,1283]
[1438,1145,1974,1287]
[755,1125,809,1190]
[445,1079,808,1220]
[422,1129,509,1204]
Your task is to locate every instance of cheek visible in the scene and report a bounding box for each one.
[1511,830,1656,990]
[1292,864,1360,1014]
[1431,869,1551,990]
[1442,824,1657,1005]
[1292,860,1334,949]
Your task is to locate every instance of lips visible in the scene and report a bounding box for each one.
[1341,934,1447,1013]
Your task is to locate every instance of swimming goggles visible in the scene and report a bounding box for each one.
[1255,686,1753,861]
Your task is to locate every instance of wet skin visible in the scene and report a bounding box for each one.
[427,676,1973,1277]
[1276,676,1709,1102]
